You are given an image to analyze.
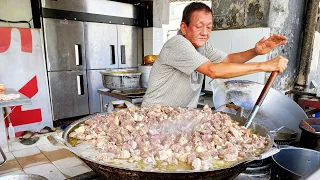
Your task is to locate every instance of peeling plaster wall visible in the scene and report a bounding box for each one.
[211,0,306,91]
[268,0,306,91]
[212,0,270,29]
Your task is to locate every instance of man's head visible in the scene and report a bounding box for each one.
[180,2,212,48]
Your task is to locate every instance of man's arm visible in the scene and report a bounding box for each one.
[223,48,258,64]
[197,56,288,79]
[223,34,287,64]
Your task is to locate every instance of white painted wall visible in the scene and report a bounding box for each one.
[204,28,271,91]
[0,0,33,28]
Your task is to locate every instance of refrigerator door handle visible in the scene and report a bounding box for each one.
[77,75,84,95]
[120,45,126,64]
[75,44,82,66]
[110,45,116,65]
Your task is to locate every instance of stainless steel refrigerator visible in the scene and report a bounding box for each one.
[43,18,89,120]
[85,22,141,114]
[41,0,142,120]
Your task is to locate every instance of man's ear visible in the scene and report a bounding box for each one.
[180,22,187,36]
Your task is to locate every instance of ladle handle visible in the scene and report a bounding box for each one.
[244,71,278,128]
[256,71,278,106]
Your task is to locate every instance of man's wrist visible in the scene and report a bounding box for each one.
[251,48,260,56]
[257,62,265,71]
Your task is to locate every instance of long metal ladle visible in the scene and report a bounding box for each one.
[244,71,278,128]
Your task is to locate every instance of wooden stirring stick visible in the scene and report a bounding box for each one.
[301,120,316,133]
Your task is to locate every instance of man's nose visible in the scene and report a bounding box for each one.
[200,27,209,35]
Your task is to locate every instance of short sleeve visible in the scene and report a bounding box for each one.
[204,43,227,63]
[163,36,210,75]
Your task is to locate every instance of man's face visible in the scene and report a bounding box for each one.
[181,10,212,48]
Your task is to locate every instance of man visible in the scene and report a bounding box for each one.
[142,2,288,108]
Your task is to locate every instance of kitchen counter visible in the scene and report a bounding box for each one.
[98,88,215,111]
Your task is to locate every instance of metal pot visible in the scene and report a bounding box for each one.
[271,146,320,180]
[299,118,320,151]
[0,175,48,180]
[211,80,307,140]
[100,69,141,89]
[62,104,276,180]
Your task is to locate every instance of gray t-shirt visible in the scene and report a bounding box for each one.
[141,35,227,108]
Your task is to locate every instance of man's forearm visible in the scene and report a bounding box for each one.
[223,48,258,64]
[197,61,265,79]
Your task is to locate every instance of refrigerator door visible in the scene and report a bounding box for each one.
[48,71,89,120]
[85,22,118,69]
[117,25,138,68]
[43,18,86,71]
[87,70,118,114]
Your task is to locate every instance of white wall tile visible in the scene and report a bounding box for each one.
[208,30,233,54]
[231,28,263,53]
[152,27,163,40]
[204,28,271,90]
[262,28,271,38]
[153,40,163,55]
[143,39,153,56]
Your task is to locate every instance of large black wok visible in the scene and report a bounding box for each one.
[62,104,274,180]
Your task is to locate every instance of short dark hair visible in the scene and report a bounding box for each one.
[181,2,212,26]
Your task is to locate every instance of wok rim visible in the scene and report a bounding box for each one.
[62,110,274,174]
[271,146,320,177]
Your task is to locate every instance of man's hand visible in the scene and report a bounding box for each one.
[262,56,288,73]
[254,34,287,55]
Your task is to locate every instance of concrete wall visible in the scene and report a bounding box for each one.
[0,0,33,28]
[211,0,306,91]
[212,0,270,30]
[268,0,306,91]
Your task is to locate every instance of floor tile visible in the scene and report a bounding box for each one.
[57,132,63,138]
[60,164,92,177]
[40,146,76,162]
[9,139,37,152]
[0,160,22,175]
[0,169,25,176]
[24,163,66,180]
[52,157,83,171]
[16,153,50,168]
[12,147,40,158]
[35,136,51,146]
[37,143,65,153]
[4,152,15,161]
[0,152,15,162]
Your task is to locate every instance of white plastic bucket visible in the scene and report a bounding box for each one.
[138,65,152,88]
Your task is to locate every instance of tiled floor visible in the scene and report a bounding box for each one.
[0,132,92,180]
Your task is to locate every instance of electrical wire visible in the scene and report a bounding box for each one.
[0,18,33,28]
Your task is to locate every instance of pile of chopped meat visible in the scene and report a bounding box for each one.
[69,105,269,171]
